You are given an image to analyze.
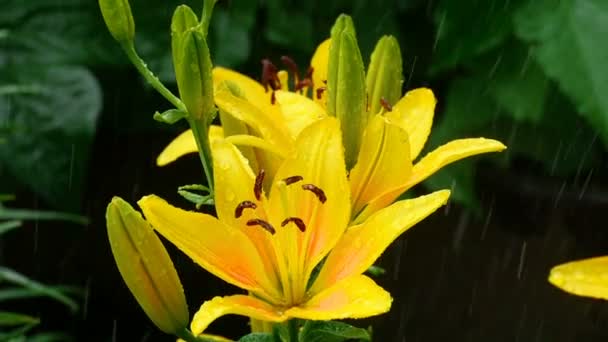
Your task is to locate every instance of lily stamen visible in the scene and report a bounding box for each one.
[282,175,304,185]
[302,184,327,203]
[234,201,257,218]
[261,59,281,104]
[246,219,276,235]
[380,97,393,112]
[281,56,300,85]
[281,217,306,232]
[254,169,265,201]
[316,86,326,99]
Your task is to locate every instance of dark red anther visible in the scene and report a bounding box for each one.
[380,97,393,112]
[261,59,281,92]
[280,55,300,84]
[254,169,265,201]
[295,78,313,92]
[302,184,327,203]
[316,87,326,99]
[247,219,276,234]
[281,217,306,232]
[282,175,303,185]
[235,200,257,218]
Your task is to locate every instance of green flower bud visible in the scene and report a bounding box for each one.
[327,14,366,169]
[106,197,188,335]
[174,28,214,121]
[171,5,199,69]
[366,35,403,115]
[98,0,135,45]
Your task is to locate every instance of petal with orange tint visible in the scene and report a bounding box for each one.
[549,256,608,300]
[156,126,224,166]
[310,39,330,109]
[313,190,450,292]
[137,195,279,301]
[190,295,286,336]
[287,275,391,320]
[268,118,350,279]
[275,90,326,138]
[385,88,436,160]
[349,115,412,218]
[213,67,271,109]
[354,138,505,223]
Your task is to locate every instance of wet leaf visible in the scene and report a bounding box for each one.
[514,0,608,145]
[299,320,371,342]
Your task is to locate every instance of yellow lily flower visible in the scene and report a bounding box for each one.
[157,40,505,222]
[549,256,608,300]
[140,118,450,335]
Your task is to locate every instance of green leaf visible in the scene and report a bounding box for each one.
[177,184,214,208]
[0,220,22,235]
[0,66,101,210]
[299,321,371,342]
[0,267,79,313]
[514,0,608,146]
[238,333,277,342]
[366,265,386,277]
[0,311,39,326]
[153,109,187,124]
[0,285,81,302]
[431,0,521,73]
[0,208,88,225]
[25,332,73,342]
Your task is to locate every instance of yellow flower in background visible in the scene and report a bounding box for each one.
[140,118,450,335]
[549,256,608,300]
[157,39,505,222]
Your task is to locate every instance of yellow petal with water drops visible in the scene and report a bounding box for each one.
[211,139,281,287]
[190,295,286,336]
[349,115,412,219]
[106,197,189,334]
[549,256,608,300]
[312,190,450,292]
[215,86,292,155]
[138,195,279,302]
[156,126,224,166]
[213,67,272,111]
[310,39,330,109]
[268,117,350,279]
[287,275,391,320]
[405,138,506,190]
[385,88,436,160]
[224,135,287,159]
[275,90,326,138]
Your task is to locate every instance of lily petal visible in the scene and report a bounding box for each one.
[138,195,278,301]
[212,139,281,288]
[350,115,412,218]
[354,138,505,223]
[310,39,330,109]
[287,275,391,320]
[549,256,608,300]
[190,295,286,336]
[156,126,224,167]
[156,130,196,167]
[275,90,326,138]
[385,88,436,160]
[312,190,450,293]
[269,117,351,280]
[213,67,272,111]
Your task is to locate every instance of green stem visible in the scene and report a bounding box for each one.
[177,328,207,342]
[122,43,186,112]
[200,0,217,37]
[287,319,299,342]
[188,117,214,195]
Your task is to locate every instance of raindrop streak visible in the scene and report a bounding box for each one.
[405,56,417,90]
[68,144,75,190]
[392,239,406,281]
[517,241,527,280]
[578,168,594,200]
[82,276,92,319]
[481,197,495,240]
[452,210,470,252]
[432,11,446,51]
[553,182,566,208]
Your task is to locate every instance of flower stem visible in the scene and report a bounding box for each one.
[177,328,207,342]
[200,0,217,37]
[188,117,214,195]
[122,43,186,112]
[287,319,299,342]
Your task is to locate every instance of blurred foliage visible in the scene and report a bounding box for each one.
[0,0,606,210]
[0,195,86,341]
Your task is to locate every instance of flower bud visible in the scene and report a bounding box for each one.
[366,35,403,116]
[106,197,188,334]
[98,0,135,45]
[175,28,214,121]
[327,14,366,169]
[171,5,199,69]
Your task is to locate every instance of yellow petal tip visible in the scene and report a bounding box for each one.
[548,256,608,300]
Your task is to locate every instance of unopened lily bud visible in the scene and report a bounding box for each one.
[98,0,135,45]
[175,28,214,121]
[171,5,199,69]
[106,197,188,335]
[366,35,403,116]
[327,14,366,169]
